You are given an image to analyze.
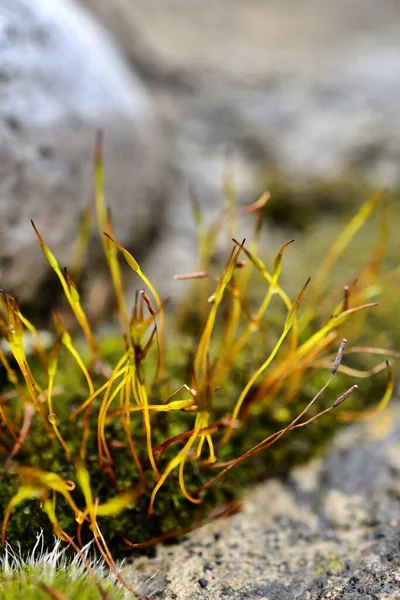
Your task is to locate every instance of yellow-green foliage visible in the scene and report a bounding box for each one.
[0,137,398,578]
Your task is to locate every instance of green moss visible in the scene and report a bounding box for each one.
[0,535,126,600]
[0,327,386,557]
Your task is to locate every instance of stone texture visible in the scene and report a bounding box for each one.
[0,0,165,303]
[124,404,400,599]
[78,0,191,88]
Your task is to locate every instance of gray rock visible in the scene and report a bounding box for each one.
[0,0,165,304]
[78,0,192,88]
[124,404,400,599]
[115,0,400,186]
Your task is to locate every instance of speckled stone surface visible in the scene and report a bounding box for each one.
[0,0,165,305]
[124,404,400,599]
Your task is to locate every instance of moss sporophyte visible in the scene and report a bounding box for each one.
[0,135,398,583]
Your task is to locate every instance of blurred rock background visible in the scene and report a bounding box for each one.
[82,0,400,293]
[1,0,399,307]
[0,0,166,312]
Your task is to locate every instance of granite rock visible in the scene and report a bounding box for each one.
[0,0,165,304]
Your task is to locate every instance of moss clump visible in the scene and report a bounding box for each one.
[0,137,398,574]
[0,533,126,600]
[2,352,370,557]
